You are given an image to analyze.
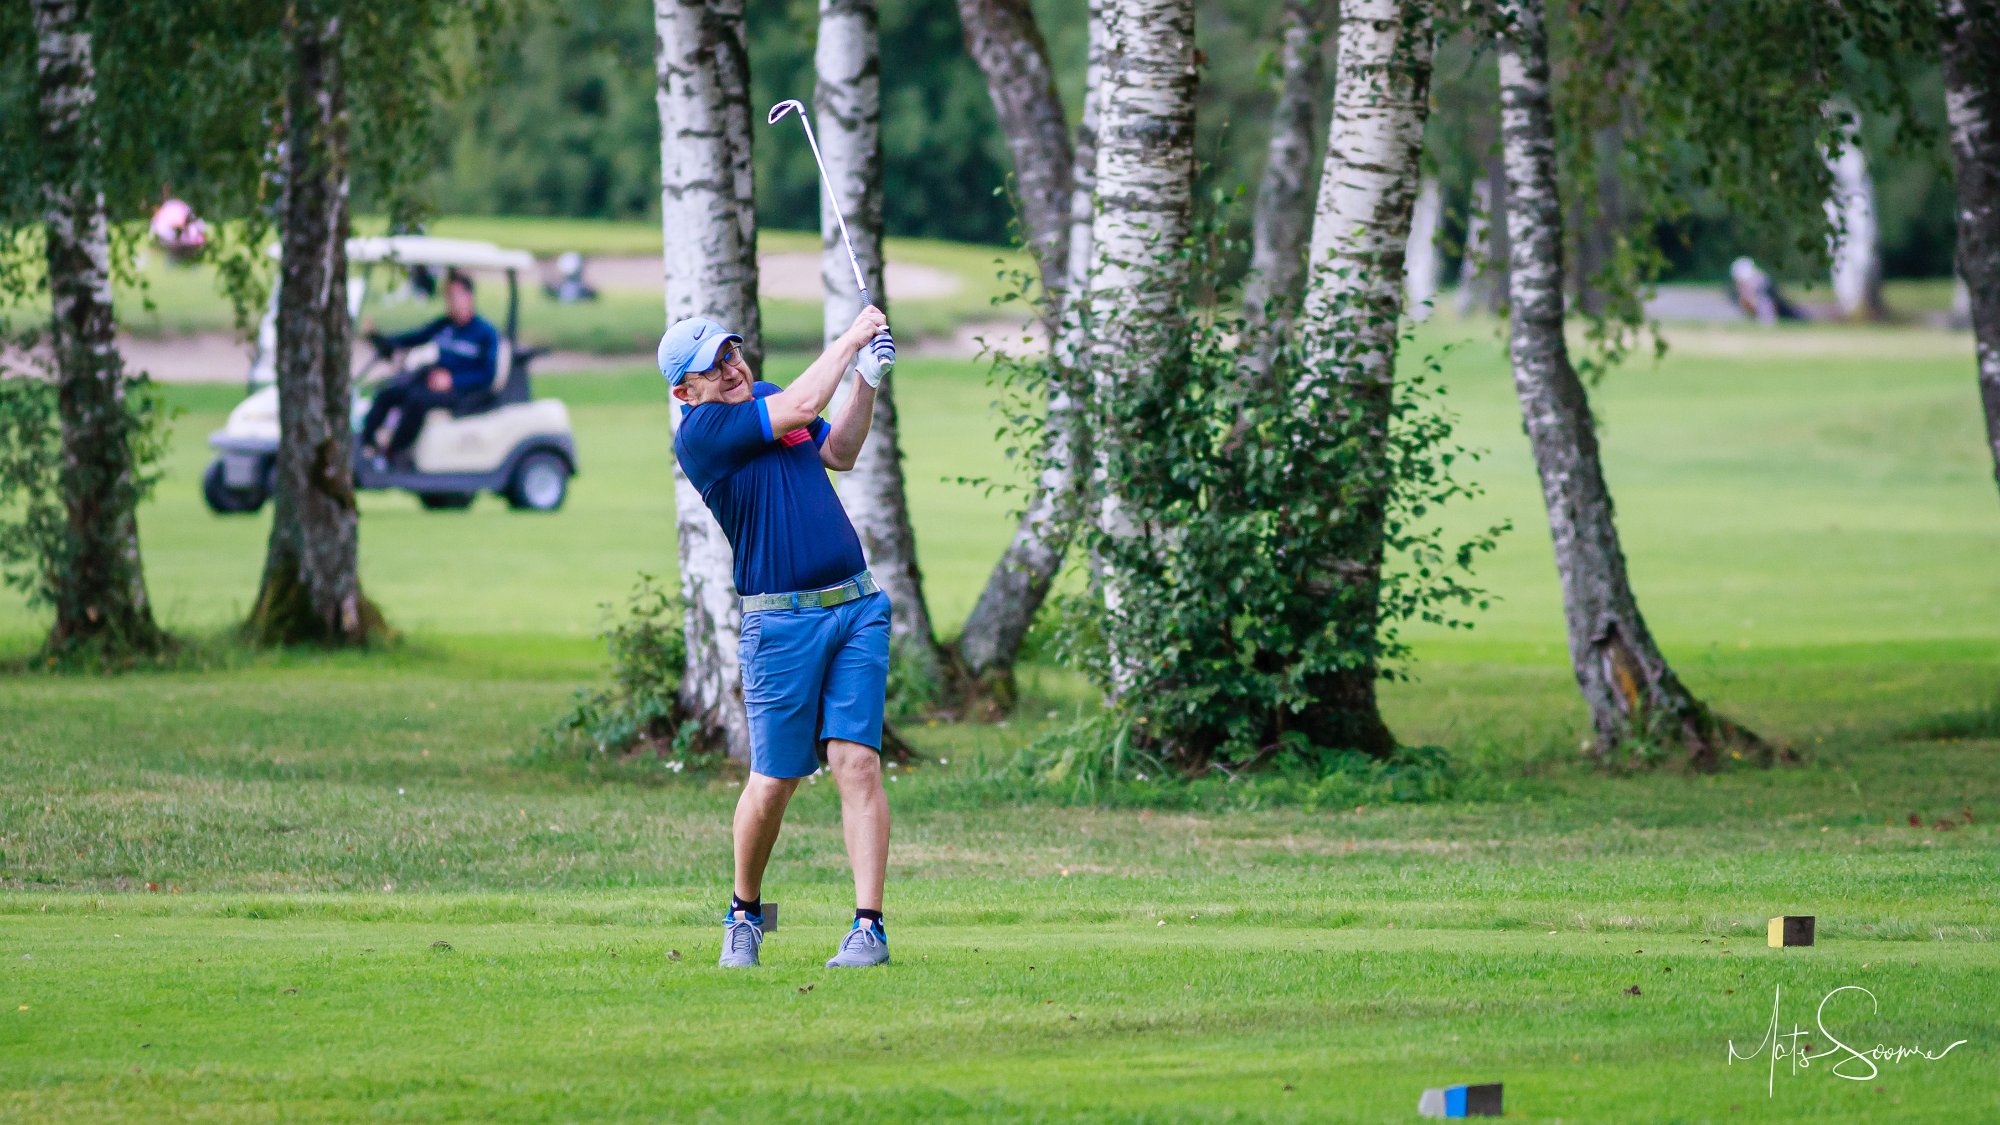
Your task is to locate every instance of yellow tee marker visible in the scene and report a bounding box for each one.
[1767,915,1815,947]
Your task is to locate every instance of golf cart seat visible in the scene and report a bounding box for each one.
[446,337,545,418]
[410,392,571,475]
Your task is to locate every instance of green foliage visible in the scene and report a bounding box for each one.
[1542,0,1942,372]
[532,574,704,772]
[0,374,62,612]
[995,714,1462,808]
[1026,205,1505,774]
[0,353,174,663]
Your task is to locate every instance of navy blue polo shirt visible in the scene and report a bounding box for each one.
[380,314,500,393]
[674,381,867,597]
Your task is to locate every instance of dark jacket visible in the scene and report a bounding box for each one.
[378,315,500,393]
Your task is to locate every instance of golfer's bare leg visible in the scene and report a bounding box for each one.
[732,772,800,902]
[827,739,888,911]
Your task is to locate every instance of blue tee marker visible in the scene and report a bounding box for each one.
[1417,1082,1503,1117]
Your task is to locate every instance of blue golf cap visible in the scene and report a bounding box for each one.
[658,316,743,386]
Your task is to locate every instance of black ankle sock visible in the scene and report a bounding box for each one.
[731,895,762,918]
[855,908,883,931]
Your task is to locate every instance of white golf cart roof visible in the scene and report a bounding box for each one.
[243,235,537,388]
[266,235,536,271]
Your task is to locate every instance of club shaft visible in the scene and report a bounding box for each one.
[786,109,872,307]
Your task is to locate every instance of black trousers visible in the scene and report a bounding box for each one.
[360,372,459,458]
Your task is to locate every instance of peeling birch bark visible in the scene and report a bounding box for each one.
[33,0,165,656]
[956,0,1074,319]
[955,0,1104,693]
[1496,0,1759,768]
[1288,0,1436,756]
[818,0,952,693]
[657,0,759,760]
[1244,0,1330,365]
[1090,0,1197,697]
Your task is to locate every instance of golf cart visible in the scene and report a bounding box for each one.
[203,236,577,514]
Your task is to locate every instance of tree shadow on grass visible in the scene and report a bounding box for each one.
[1896,698,2000,743]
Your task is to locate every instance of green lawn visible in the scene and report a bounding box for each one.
[2,309,1997,1121]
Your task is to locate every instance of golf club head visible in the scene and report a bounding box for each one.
[767,99,805,126]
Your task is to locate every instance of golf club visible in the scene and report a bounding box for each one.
[766,98,871,309]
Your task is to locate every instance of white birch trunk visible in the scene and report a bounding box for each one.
[1824,112,1885,321]
[956,0,1104,688]
[1496,0,1754,766]
[33,0,164,654]
[1455,177,1490,316]
[1938,0,2000,502]
[1243,0,1329,366]
[1287,0,1435,755]
[656,0,759,761]
[1405,173,1441,319]
[1089,0,1197,697]
[818,0,949,689]
[955,0,1074,320]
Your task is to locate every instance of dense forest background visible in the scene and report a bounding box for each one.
[427,0,1959,282]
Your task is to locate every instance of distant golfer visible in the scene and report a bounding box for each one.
[660,305,897,969]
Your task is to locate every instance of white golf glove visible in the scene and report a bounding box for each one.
[854,328,895,388]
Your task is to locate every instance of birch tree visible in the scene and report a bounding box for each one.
[954,0,1073,319]
[1089,0,1196,697]
[954,0,1104,696]
[23,0,167,659]
[1287,0,1436,756]
[1938,0,2000,500]
[1405,173,1442,319]
[1242,0,1330,369]
[1495,0,1758,767]
[246,0,383,647]
[1825,111,1886,321]
[656,0,759,760]
[817,0,952,695]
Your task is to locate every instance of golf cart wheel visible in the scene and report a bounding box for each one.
[507,450,569,512]
[418,492,477,511]
[202,459,267,514]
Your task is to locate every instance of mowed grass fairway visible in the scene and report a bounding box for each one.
[3,310,1998,1121]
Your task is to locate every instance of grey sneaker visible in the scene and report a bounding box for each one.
[718,912,763,968]
[825,920,889,968]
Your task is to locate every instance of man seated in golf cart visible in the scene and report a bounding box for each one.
[358,269,500,466]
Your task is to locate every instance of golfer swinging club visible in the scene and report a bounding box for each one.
[660,304,897,969]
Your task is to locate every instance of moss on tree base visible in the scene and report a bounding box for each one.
[244,555,390,648]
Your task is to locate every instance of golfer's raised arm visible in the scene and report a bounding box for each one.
[765,305,886,435]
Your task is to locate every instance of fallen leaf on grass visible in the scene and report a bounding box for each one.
[1624,985,1642,996]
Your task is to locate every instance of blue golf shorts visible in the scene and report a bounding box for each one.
[738,589,891,778]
